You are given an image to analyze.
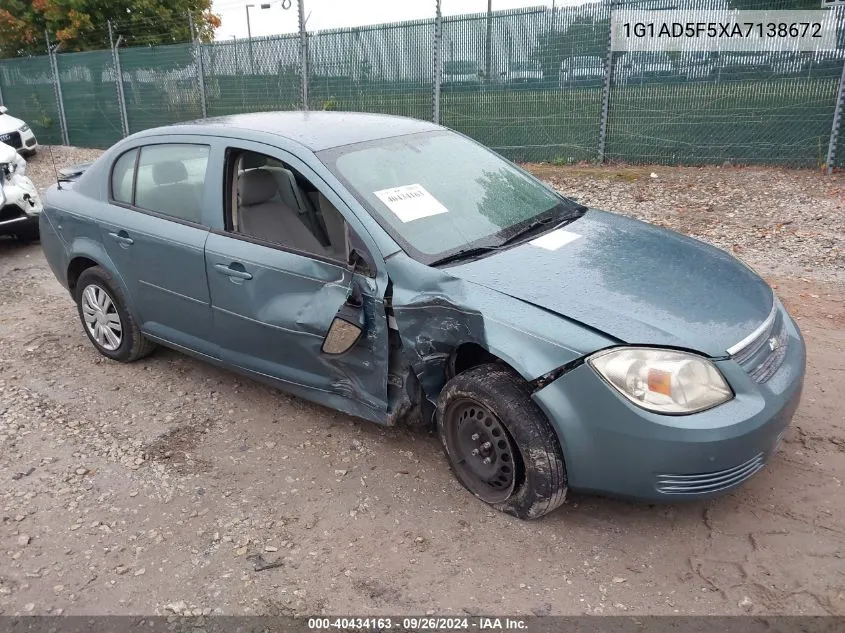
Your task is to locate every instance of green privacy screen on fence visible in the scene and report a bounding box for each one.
[0,1,843,168]
[0,56,62,145]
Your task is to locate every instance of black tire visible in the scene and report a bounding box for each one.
[436,364,567,520]
[15,221,39,243]
[75,266,155,362]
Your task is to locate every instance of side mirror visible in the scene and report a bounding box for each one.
[321,288,365,355]
[0,106,7,115]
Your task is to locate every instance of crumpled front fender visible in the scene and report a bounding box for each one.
[386,253,616,405]
[2,172,42,217]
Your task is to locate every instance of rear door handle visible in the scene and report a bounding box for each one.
[108,231,134,246]
[214,263,253,280]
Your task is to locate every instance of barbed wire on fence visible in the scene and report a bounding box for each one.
[0,0,843,168]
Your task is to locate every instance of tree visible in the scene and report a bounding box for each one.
[0,0,221,59]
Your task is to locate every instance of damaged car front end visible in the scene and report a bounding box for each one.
[319,125,806,516]
[0,142,42,241]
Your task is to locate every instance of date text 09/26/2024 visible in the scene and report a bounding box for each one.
[307,617,528,630]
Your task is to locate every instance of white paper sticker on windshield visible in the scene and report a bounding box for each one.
[529,229,581,251]
[373,184,449,223]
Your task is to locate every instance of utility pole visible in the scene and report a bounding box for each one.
[485,0,493,82]
[245,4,255,75]
[297,0,309,109]
[108,20,129,137]
[433,0,442,124]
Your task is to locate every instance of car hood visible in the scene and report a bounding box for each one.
[0,114,25,134]
[445,209,773,357]
[0,142,17,163]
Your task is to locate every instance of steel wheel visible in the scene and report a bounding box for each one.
[443,397,521,504]
[81,283,123,351]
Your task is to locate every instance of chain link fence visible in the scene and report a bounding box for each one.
[0,1,843,169]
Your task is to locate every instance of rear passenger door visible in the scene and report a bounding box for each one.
[101,140,217,356]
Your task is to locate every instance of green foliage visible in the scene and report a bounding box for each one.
[0,0,220,59]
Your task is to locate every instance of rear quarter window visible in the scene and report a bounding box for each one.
[110,149,137,204]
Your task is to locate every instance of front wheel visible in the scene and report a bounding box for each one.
[436,364,568,520]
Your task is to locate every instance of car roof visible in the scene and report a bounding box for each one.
[140,111,443,152]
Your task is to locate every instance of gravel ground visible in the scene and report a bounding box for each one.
[0,148,843,617]
[529,163,845,284]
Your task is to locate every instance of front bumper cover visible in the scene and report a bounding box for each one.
[532,306,806,500]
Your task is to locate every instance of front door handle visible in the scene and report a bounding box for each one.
[108,231,134,247]
[214,263,253,280]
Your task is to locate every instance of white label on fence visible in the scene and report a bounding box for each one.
[611,10,839,51]
[530,229,582,251]
[374,184,449,223]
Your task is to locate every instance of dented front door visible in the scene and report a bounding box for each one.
[204,233,389,418]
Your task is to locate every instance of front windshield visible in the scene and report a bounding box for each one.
[319,131,581,263]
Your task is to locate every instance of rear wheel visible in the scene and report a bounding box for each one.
[75,266,155,362]
[437,364,568,520]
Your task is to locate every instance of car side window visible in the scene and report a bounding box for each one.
[227,149,348,262]
[132,144,209,224]
[110,149,137,204]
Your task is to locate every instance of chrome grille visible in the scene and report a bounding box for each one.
[0,131,21,149]
[728,302,777,365]
[656,453,765,494]
[728,301,788,384]
[748,319,788,383]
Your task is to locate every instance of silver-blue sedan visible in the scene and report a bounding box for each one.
[39,112,805,519]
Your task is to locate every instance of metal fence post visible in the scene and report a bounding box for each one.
[108,21,130,137]
[46,31,69,146]
[0,80,5,108]
[297,0,309,110]
[432,0,443,125]
[597,1,614,164]
[189,13,208,118]
[825,7,845,174]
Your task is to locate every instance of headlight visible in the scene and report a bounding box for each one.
[588,347,733,414]
[19,124,30,133]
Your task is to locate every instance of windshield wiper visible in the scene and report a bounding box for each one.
[497,205,584,248]
[429,203,586,268]
[429,245,500,267]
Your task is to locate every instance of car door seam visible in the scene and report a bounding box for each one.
[212,305,324,338]
[138,279,209,306]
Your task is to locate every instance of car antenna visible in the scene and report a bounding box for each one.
[48,144,62,191]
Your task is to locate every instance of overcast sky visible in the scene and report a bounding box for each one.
[212,0,589,40]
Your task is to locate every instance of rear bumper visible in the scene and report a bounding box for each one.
[533,307,806,500]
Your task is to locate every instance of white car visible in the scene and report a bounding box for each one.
[0,142,42,241]
[507,60,543,84]
[0,106,38,156]
[443,60,482,86]
[559,56,605,88]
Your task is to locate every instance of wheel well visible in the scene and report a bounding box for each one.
[67,257,98,293]
[448,342,511,380]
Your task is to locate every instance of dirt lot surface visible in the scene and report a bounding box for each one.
[1,150,843,617]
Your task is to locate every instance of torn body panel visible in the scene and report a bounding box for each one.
[384,252,616,424]
[205,232,390,419]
